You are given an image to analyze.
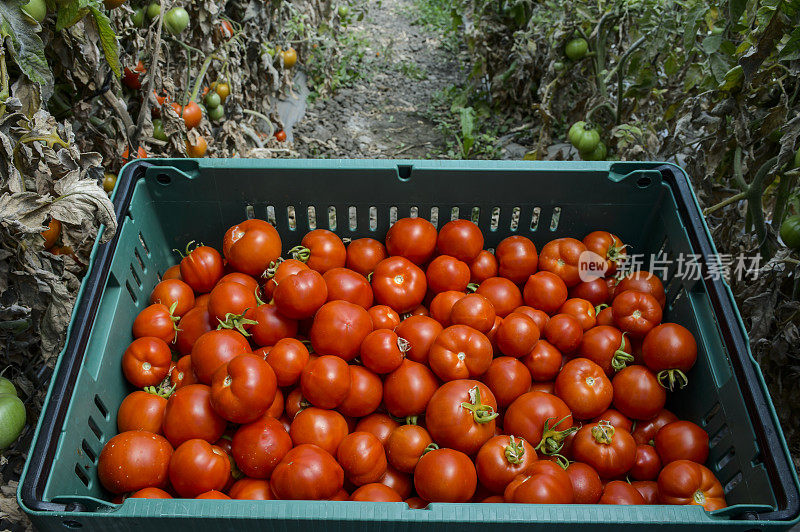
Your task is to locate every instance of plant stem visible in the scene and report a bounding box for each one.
[747,156,779,259]
[773,169,799,229]
[703,191,748,215]
[0,42,9,119]
[242,109,275,137]
[131,0,165,150]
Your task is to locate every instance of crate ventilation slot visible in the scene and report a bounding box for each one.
[74,464,89,487]
[717,447,736,469]
[87,417,103,441]
[723,471,743,493]
[348,207,357,231]
[307,206,317,230]
[369,207,377,231]
[81,440,97,463]
[550,207,562,231]
[471,207,480,224]
[287,206,297,230]
[389,206,398,226]
[430,207,439,228]
[129,265,141,289]
[450,207,460,221]
[709,424,730,448]
[266,205,277,226]
[510,207,521,231]
[138,232,149,255]
[245,205,255,220]
[410,206,419,218]
[94,395,109,419]
[125,281,137,304]
[133,248,145,274]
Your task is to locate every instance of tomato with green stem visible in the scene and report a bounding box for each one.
[572,421,636,478]
[386,424,433,473]
[658,460,727,510]
[425,380,497,455]
[576,325,632,376]
[475,435,538,494]
[132,303,179,344]
[190,329,252,385]
[164,7,189,34]
[223,219,282,277]
[565,38,589,60]
[132,7,146,27]
[642,323,697,390]
[503,391,575,456]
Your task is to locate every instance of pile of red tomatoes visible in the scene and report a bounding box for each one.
[98,217,726,511]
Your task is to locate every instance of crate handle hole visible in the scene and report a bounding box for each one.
[397,164,413,181]
[155,174,172,186]
[637,176,652,188]
[63,520,83,529]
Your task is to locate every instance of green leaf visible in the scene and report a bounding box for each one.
[729,0,748,25]
[56,0,91,31]
[779,25,800,60]
[88,6,120,76]
[684,62,706,91]
[683,5,706,53]
[664,54,679,77]
[459,107,475,157]
[718,65,743,91]
[708,52,731,83]
[702,34,723,54]
[0,0,53,100]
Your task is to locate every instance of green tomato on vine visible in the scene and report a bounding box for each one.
[146,2,160,19]
[0,377,25,450]
[209,105,225,122]
[565,38,588,60]
[204,91,221,110]
[780,215,800,250]
[152,119,168,141]
[164,7,189,35]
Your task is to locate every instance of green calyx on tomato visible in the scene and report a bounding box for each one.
[536,414,578,455]
[780,214,800,250]
[208,105,225,121]
[459,385,498,424]
[568,121,601,154]
[146,2,160,19]
[565,38,588,60]
[152,119,168,141]
[22,0,47,23]
[216,311,258,337]
[504,435,526,464]
[164,7,189,35]
[657,368,690,391]
[204,91,221,109]
[590,420,615,444]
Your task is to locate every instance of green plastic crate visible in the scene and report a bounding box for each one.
[18,159,800,530]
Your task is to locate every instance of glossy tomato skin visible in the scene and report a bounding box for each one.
[425,380,497,455]
[180,245,224,293]
[437,220,484,263]
[191,329,252,384]
[273,269,328,319]
[376,465,413,496]
[231,416,293,478]
[195,490,230,500]
[658,460,726,511]
[98,431,173,494]
[596,306,614,327]
[117,390,167,434]
[129,487,172,499]
[591,408,633,432]
[250,304,298,347]
[386,425,433,473]
[469,250,498,284]
[538,238,587,287]
[449,294,496,333]
[299,355,351,409]
[395,316,442,364]
[569,278,610,307]
[175,306,215,355]
[368,305,401,330]
[496,312,539,357]
[522,340,563,382]
[299,229,346,274]
[163,265,182,281]
[133,304,177,344]
[654,420,709,465]
[264,338,309,387]
[630,443,662,480]
[122,337,172,388]
[210,354,277,423]
[371,257,427,313]
[543,313,583,354]
[383,359,440,417]
[482,357,531,410]
[289,407,349,456]
[350,483,402,502]
[228,478,275,500]
[513,306,550,331]
[631,480,659,504]
[632,408,678,445]
[223,219,282,277]
[360,329,406,374]
[504,391,573,452]
[338,365,383,417]
[428,325,493,381]
[346,238,387,276]
[219,272,260,293]
[150,279,195,316]
[271,444,344,500]
[477,277,523,317]
[162,384,227,447]
[429,291,466,327]
[496,236,538,284]
[616,271,666,308]
[523,271,568,315]
[337,431,388,486]
[208,281,257,323]
[583,231,626,276]
[168,439,230,498]
[572,422,637,479]
[554,358,613,420]
[170,355,198,389]
[600,480,646,505]
[612,365,666,420]
[323,267,374,309]
[414,448,477,502]
[642,323,697,387]
[355,414,400,447]
[576,325,632,376]
[385,217,438,265]
[503,461,573,504]
[310,301,373,360]
[566,461,603,503]
[426,255,470,293]
[559,298,596,331]
[263,259,309,299]
[612,290,663,338]
[475,435,538,493]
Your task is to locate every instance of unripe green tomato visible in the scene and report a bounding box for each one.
[0,378,16,396]
[567,121,587,146]
[781,215,800,250]
[553,61,565,72]
[581,141,607,161]
[0,394,26,450]
[574,128,601,153]
[208,105,225,121]
[204,91,221,109]
[132,7,146,27]
[152,119,168,141]
[565,38,588,60]
[338,5,349,17]
[146,2,160,19]
[164,7,189,35]
[21,0,47,23]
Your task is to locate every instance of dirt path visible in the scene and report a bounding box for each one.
[292,0,463,158]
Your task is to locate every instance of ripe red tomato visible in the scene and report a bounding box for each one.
[385,217,438,265]
[414,448,477,502]
[591,408,633,432]
[150,279,195,316]
[616,271,666,308]
[642,323,697,390]
[469,250,498,284]
[429,290,466,327]
[503,461,573,504]
[271,444,344,500]
[596,306,614,326]
[309,300,372,360]
[582,231,626,276]
[121,337,172,388]
[295,229,346,274]
[289,406,349,456]
[180,245,224,293]
[175,305,215,355]
[328,489,350,501]
[263,258,309,299]
[496,235,538,284]
[503,391,573,453]
[559,298,596,331]
[658,460,726,511]
[338,365,383,417]
[566,461,603,503]
[426,255,471,293]
[481,356,531,408]
[117,390,167,434]
[428,324,493,381]
[449,293,496,333]
[231,416,293,478]
[299,355,351,409]
[129,487,172,499]
[337,431,388,486]
[632,408,678,445]
[208,281,257,324]
[250,304,298,347]
[395,316,442,363]
[386,424,433,473]
[210,354,277,423]
[346,238,387,276]
[630,443,662,480]
[538,238,587,287]
[496,311,539,357]
[572,421,636,478]
[98,431,172,494]
[162,384,227,447]
[576,325,632,376]
[437,219,484,263]
[223,219,282,277]
[611,365,666,420]
[168,439,230,497]
[266,387,285,418]
[530,381,555,394]
[426,380,497,455]
[355,414,400,447]
[323,267,374,309]
[360,329,406,374]
[383,359,440,418]
[631,480,659,504]
[475,435,537,493]
[654,420,709,465]
[273,269,328,319]
[405,496,428,508]
[599,480,646,505]
[543,313,583,354]
[228,478,275,499]
[264,338,309,387]
[368,305,400,330]
[195,490,230,500]
[523,271,568,314]
[554,358,613,420]
[190,329,252,384]
[569,278,610,307]
[133,303,178,344]
[612,290,663,338]
[371,256,427,313]
[522,340,564,382]
[169,354,198,389]
[122,61,146,90]
[163,264,182,281]
[349,483,403,502]
[477,277,523,317]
